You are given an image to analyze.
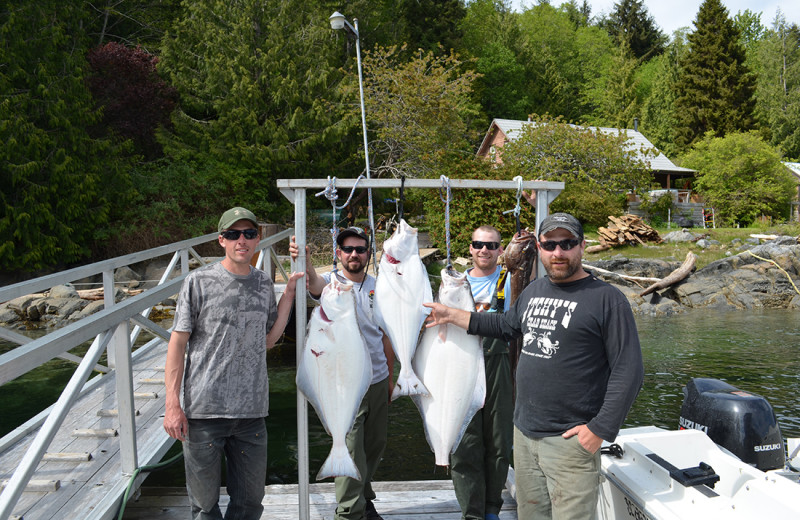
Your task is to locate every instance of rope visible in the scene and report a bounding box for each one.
[746,250,800,295]
[398,175,406,224]
[439,175,453,269]
[315,175,365,273]
[502,176,524,234]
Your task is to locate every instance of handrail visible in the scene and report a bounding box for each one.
[0,227,294,520]
[0,232,220,303]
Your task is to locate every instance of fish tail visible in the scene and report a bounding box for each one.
[391,369,429,400]
[316,443,361,481]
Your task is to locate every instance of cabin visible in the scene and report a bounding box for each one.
[476,118,704,224]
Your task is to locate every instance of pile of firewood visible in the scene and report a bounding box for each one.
[586,215,661,253]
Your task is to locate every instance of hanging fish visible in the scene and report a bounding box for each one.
[374,218,433,399]
[503,228,538,398]
[297,276,372,480]
[412,268,485,466]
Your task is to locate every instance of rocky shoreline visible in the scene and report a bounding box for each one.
[586,237,800,316]
[2,235,799,330]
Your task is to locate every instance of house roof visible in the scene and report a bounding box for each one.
[479,118,695,174]
[784,162,800,182]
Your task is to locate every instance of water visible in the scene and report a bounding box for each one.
[2,309,799,486]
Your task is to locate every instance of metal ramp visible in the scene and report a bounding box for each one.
[0,229,293,520]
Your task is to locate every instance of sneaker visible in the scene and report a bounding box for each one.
[365,499,384,520]
[485,514,500,520]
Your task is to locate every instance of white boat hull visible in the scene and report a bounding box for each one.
[598,426,800,519]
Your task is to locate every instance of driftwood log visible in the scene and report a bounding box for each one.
[639,252,696,297]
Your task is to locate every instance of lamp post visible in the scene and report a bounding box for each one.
[330,11,377,270]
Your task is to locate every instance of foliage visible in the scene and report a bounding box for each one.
[583,40,641,128]
[358,44,481,180]
[599,0,667,61]
[638,32,688,157]
[93,159,257,257]
[84,0,183,50]
[499,114,656,196]
[86,42,177,160]
[638,191,675,226]
[157,0,351,203]
[516,3,615,122]
[548,178,626,228]
[749,14,800,160]
[0,2,133,272]
[680,132,797,226]
[421,158,537,258]
[672,0,757,152]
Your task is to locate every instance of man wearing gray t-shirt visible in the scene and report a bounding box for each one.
[164,207,302,520]
[290,227,394,520]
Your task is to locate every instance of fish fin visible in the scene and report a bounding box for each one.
[391,368,430,400]
[316,442,360,481]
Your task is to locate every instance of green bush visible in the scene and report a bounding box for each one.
[638,192,675,226]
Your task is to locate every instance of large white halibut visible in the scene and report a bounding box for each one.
[412,268,485,466]
[375,218,433,400]
[297,276,372,480]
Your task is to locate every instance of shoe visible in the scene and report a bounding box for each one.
[485,514,500,520]
[365,499,384,520]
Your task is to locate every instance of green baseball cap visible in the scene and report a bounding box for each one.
[218,207,258,232]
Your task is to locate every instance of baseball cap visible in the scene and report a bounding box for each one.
[218,207,258,232]
[336,226,369,247]
[537,213,584,240]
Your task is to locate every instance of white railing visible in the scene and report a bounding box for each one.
[0,228,293,520]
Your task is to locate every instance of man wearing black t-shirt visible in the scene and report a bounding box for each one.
[424,212,644,520]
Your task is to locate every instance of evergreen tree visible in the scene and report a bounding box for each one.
[158,0,350,218]
[584,40,641,129]
[601,0,666,61]
[0,2,132,272]
[673,0,757,152]
[395,0,466,54]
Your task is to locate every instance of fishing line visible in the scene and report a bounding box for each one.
[315,175,365,274]
[502,175,524,235]
[439,175,453,270]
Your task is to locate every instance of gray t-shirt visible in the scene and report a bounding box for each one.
[173,262,278,419]
[319,272,389,384]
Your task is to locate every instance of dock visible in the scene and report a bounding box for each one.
[122,480,518,519]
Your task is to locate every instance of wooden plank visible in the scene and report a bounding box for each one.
[121,483,518,520]
[0,479,60,492]
[42,453,92,462]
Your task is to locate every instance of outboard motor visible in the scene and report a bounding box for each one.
[680,378,785,471]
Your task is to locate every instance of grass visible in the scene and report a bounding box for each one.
[583,221,800,269]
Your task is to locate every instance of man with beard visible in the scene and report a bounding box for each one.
[451,225,513,520]
[424,213,643,520]
[290,227,393,520]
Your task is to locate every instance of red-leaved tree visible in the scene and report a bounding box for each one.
[86,42,177,160]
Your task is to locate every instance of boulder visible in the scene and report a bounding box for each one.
[49,284,78,299]
[662,229,699,243]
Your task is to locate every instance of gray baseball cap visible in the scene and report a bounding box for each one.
[218,207,258,232]
[537,213,584,239]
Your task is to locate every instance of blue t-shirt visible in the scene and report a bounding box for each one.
[466,265,511,313]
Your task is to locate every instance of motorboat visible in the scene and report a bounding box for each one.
[598,378,800,519]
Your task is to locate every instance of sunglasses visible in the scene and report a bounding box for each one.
[539,238,581,252]
[340,245,368,254]
[471,241,501,251]
[220,229,259,240]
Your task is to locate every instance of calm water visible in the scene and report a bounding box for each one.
[2,309,799,486]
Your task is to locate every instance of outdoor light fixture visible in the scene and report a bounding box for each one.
[329,11,377,268]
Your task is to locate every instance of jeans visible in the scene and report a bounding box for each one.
[183,417,267,520]
[514,427,600,520]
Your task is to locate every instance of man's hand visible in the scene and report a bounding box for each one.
[423,302,471,330]
[288,235,309,262]
[562,424,603,454]
[164,406,189,441]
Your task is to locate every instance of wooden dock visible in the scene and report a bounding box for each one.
[0,340,174,520]
[122,480,518,519]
